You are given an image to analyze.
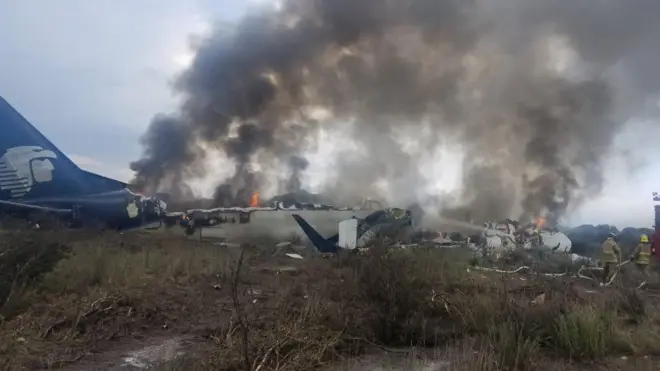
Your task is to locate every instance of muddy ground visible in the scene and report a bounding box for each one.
[1,229,660,371]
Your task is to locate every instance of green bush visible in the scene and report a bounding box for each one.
[552,305,614,360]
[0,230,70,319]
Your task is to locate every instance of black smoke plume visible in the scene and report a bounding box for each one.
[131,0,660,220]
[287,155,309,193]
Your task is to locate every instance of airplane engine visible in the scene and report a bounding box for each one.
[480,220,573,254]
[482,235,516,252]
[481,221,516,253]
[531,231,572,253]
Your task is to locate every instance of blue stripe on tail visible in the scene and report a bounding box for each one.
[291,214,339,253]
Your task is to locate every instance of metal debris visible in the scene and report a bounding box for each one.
[470,257,643,288]
[472,265,567,277]
[531,293,546,306]
[247,288,262,296]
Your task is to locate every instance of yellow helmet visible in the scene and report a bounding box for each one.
[641,234,649,243]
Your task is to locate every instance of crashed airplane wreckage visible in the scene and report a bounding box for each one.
[292,207,415,253]
[167,196,578,260]
[289,207,580,260]
[477,218,596,264]
[162,189,579,261]
[163,194,634,288]
[481,219,572,254]
[165,199,417,252]
[163,199,379,236]
[293,210,635,288]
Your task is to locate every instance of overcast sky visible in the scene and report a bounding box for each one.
[0,0,658,228]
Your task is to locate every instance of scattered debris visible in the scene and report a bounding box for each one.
[247,288,262,296]
[259,265,300,274]
[531,293,546,306]
[472,265,567,277]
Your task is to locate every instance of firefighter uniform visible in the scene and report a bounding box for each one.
[600,234,621,284]
[530,229,541,247]
[631,234,652,276]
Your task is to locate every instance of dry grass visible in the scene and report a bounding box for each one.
[1,230,660,371]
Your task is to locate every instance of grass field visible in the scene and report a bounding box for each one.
[1,229,660,370]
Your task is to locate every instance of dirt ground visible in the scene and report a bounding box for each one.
[2,229,660,371]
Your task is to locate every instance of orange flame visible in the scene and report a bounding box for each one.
[536,217,546,229]
[249,191,259,207]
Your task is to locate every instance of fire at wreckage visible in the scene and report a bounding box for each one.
[0,92,644,288]
[0,95,385,235]
[163,190,578,260]
[0,92,550,259]
[0,92,617,278]
[170,197,636,287]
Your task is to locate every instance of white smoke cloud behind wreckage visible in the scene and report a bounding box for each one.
[185,111,465,206]
[135,0,659,227]
[173,3,467,203]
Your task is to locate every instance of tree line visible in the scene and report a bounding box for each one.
[563,224,654,257]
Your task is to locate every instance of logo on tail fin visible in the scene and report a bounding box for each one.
[0,146,57,198]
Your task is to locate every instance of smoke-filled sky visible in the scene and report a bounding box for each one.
[2,0,660,227]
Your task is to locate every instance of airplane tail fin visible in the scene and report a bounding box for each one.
[0,96,126,200]
[292,214,338,253]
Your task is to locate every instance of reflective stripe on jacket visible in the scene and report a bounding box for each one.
[633,243,652,265]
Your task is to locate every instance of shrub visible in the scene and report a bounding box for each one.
[0,230,70,319]
[552,305,614,360]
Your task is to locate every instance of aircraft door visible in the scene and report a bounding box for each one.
[339,218,358,250]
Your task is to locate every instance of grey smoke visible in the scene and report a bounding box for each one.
[130,114,199,200]
[131,0,660,221]
[287,155,309,192]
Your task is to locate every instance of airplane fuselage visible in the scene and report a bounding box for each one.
[0,95,169,231]
[292,207,415,252]
[0,188,164,230]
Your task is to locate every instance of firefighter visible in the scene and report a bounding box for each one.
[631,234,652,277]
[600,232,621,285]
[530,228,541,247]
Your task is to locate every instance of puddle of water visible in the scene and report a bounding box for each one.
[328,350,450,371]
[120,337,187,369]
[59,336,192,371]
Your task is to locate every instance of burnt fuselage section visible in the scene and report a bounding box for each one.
[168,203,373,236]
